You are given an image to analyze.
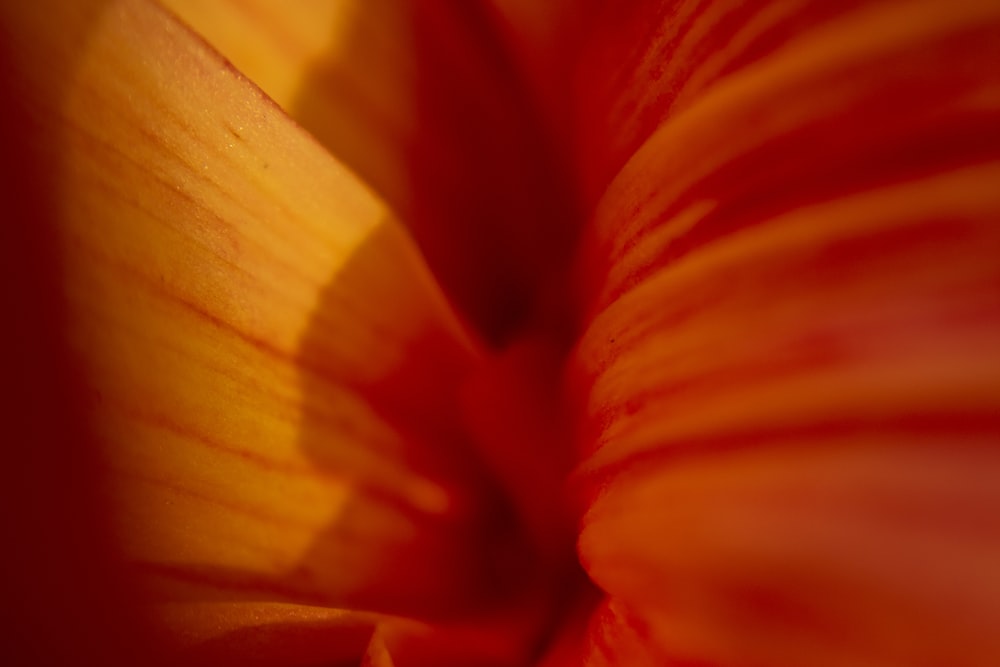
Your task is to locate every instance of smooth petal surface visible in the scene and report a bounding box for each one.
[0,0,519,659]
[573,1,1000,665]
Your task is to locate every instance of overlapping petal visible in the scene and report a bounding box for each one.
[5,0,1000,664]
[159,0,417,214]
[0,0,525,661]
[162,0,583,343]
[573,0,1000,664]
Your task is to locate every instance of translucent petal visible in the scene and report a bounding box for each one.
[573,1,1000,664]
[1,0,516,658]
[163,0,583,342]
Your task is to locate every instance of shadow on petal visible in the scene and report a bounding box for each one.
[291,0,584,345]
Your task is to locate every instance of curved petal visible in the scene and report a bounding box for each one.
[1,0,520,659]
[158,0,416,214]
[155,602,376,666]
[532,592,676,667]
[573,1,1000,665]
[581,598,669,667]
[573,0,992,203]
[581,444,1000,666]
[162,0,582,343]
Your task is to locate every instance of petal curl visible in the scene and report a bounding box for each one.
[159,0,416,214]
[581,444,1000,666]
[154,602,376,666]
[163,0,582,342]
[1,0,516,658]
[573,1,1000,665]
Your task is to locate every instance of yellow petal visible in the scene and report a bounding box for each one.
[162,0,582,342]
[1,0,514,654]
[573,1,1000,665]
[159,0,416,214]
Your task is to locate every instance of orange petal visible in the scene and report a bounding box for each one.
[572,0,1000,664]
[1,0,520,657]
[159,0,415,214]
[576,165,1000,473]
[164,0,582,342]
[363,627,398,667]
[155,602,376,666]
[581,598,667,667]
[574,0,1000,204]
[580,444,1000,666]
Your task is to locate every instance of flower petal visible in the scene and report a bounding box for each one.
[154,602,376,666]
[1,0,518,655]
[574,0,1000,203]
[580,444,1000,666]
[573,0,1000,664]
[163,0,582,342]
[159,0,416,214]
[581,598,669,667]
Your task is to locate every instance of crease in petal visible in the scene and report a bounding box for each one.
[159,0,417,215]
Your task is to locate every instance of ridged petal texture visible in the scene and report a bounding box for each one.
[161,0,583,343]
[572,1,1000,665]
[0,0,526,663]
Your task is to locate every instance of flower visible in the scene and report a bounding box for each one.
[1,0,999,665]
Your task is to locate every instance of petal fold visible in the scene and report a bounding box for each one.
[2,0,517,655]
[580,443,1000,666]
[572,1,1000,665]
[164,0,583,342]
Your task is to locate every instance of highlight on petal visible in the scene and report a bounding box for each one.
[154,602,376,666]
[571,0,1000,665]
[1,0,523,659]
[159,0,417,214]
[481,0,586,144]
[361,614,538,667]
[363,627,398,667]
[164,0,582,343]
[581,598,665,667]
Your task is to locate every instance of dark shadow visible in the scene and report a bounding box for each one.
[282,5,599,661]
[1,2,583,664]
[0,3,152,665]
[291,0,584,346]
[291,221,536,621]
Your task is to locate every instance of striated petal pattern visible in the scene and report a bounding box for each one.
[574,1,1000,665]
